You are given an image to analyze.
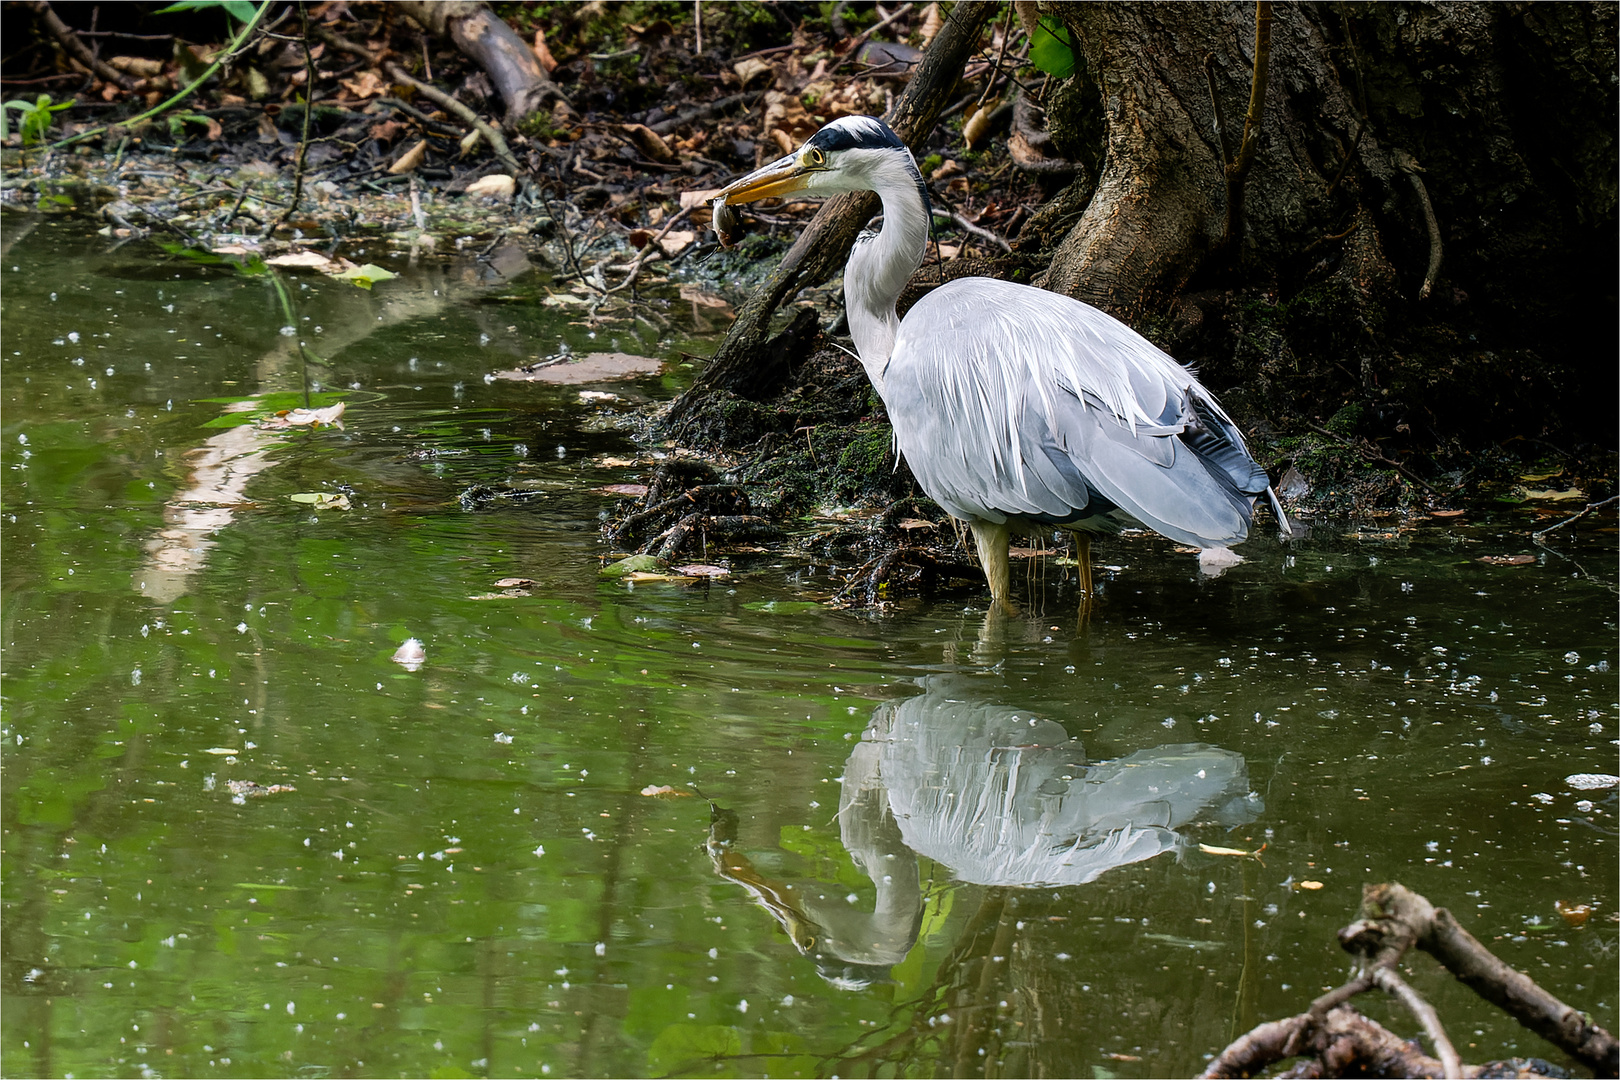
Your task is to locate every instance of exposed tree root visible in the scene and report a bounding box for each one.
[834,545,982,607]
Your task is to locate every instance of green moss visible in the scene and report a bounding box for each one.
[1325,403,1365,436]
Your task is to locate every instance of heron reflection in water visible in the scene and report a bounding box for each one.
[707,677,1263,988]
[713,116,1290,613]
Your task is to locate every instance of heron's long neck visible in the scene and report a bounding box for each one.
[844,160,930,393]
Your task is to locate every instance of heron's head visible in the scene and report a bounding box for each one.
[713,116,927,211]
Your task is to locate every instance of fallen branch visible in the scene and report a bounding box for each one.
[1370,965,1462,1079]
[1205,883,1619,1079]
[309,22,522,175]
[600,204,695,298]
[28,0,138,91]
[383,61,522,175]
[946,209,1010,252]
[47,0,275,151]
[1532,494,1617,542]
[648,91,762,136]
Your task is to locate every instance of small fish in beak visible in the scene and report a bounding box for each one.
[711,198,741,249]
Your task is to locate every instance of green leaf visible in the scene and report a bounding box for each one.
[1029,16,1076,79]
[600,553,667,578]
[289,492,351,510]
[156,0,256,19]
[331,263,397,290]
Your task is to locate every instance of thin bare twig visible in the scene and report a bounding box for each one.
[1532,494,1619,542]
[1306,423,1437,492]
[1394,149,1443,300]
[1203,53,1234,167]
[603,204,695,296]
[947,210,1010,252]
[28,0,138,91]
[1370,966,1463,1079]
[278,1,316,231]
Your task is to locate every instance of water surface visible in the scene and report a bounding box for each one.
[3,217,1615,1078]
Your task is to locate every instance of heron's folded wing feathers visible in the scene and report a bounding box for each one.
[886,279,1263,544]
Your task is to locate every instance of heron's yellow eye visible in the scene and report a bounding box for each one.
[804,146,826,168]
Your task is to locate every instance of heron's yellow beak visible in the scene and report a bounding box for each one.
[714,149,815,205]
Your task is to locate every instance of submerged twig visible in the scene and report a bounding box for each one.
[1531,494,1618,542]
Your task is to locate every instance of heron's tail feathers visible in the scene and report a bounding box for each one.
[1265,486,1293,541]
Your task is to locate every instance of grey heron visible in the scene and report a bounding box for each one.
[714,116,1288,611]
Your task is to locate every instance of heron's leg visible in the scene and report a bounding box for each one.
[1075,532,1093,596]
[1065,530,1095,627]
[970,520,1015,613]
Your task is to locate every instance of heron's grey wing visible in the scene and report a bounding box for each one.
[886,278,1266,545]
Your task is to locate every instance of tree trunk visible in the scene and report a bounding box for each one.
[1038,1,1617,446]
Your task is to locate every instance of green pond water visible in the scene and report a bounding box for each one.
[2,216,1615,1079]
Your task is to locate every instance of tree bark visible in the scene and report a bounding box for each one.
[1037,1,1617,445]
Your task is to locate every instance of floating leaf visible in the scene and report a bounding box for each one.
[1554,900,1592,927]
[600,553,667,578]
[1296,880,1326,891]
[672,564,730,578]
[1478,554,1535,566]
[331,263,397,290]
[1523,487,1586,502]
[289,492,351,510]
[597,483,649,497]
[493,577,536,588]
[259,402,345,429]
[640,785,694,798]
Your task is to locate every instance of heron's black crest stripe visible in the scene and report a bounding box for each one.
[808,116,934,244]
[806,115,906,153]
